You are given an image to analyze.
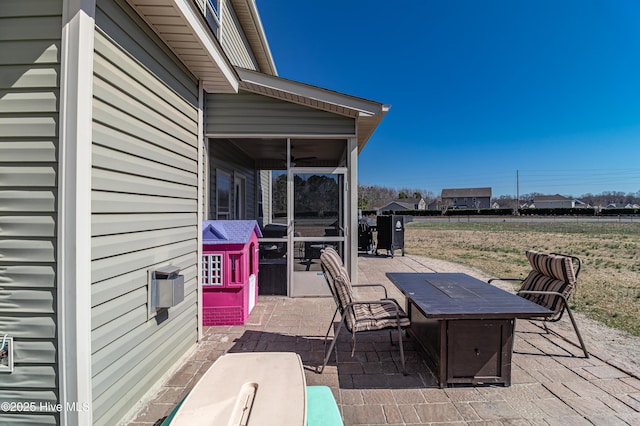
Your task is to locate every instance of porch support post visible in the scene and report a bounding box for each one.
[348,137,359,282]
[286,138,293,297]
[197,81,204,340]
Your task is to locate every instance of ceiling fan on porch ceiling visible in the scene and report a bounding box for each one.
[286,152,317,166]
[291,155,318,167]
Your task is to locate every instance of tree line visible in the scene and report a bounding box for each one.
[273,177,640,211]
[496,191,640,208]
[358,185,435,210]
[358,185,640,210]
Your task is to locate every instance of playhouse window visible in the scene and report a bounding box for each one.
[229,253,242,284]
[202,254,223,286]
[249,243,255,275]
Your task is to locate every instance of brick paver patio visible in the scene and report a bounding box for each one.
[128,254,640,425]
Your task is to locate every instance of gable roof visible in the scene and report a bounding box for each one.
[379,201,414,210]
[202,220,262,244]
[377,198,424,211]
[441,187,492,198]
[235,68,389,152]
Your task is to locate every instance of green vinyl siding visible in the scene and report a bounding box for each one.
[91,0,199,425]
[205,91,356,136]
[220,0,259,70]
[0,1,62,424]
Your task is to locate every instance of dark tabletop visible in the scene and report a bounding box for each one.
[386,272,553,319]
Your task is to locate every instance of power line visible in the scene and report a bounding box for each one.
[363,167,640,198]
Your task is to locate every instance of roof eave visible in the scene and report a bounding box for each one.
[127,0,239,93]
[236,67,388,150]
[357,105,389,153]
[237,68,385,115]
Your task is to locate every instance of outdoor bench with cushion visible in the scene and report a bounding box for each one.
[489,250,589,358]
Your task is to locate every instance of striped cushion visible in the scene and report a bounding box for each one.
[332,274,356,329]
[519,271,574,313]
[320,248,345,282]
[352,303,410,332]
[526,250,576,283]
[333,275,409,332]
[323,249,409,332]
[331,271,353,302]
[320,248,349,301]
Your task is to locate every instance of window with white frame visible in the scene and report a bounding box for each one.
[205,0,221,37]
[202,254,223,286]
[207,0,219,15]
[216,169,231,219]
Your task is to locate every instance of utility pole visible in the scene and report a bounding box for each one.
[516,169,520,215]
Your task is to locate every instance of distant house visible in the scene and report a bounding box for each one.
[534,194,575,209]
[378,198,426,213]
[427,199,443,211]
[441,187,492,209]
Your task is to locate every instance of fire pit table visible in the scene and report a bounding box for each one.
[386,272,552,387]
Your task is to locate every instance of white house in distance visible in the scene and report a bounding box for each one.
[533,194,575,208]
[378,197,426,213]
[0,1,387,424]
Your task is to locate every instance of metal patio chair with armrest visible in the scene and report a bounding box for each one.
[489,250,589,358]
[317,247,410,375]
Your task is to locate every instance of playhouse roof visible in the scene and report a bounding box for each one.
[202,220,262,245]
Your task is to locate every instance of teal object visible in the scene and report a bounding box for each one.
[160,393,188,426]
[306,386,343,426]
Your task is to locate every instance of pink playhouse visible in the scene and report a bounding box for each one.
[201,220,262,326]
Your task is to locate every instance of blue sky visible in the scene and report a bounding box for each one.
[257,0,640,197]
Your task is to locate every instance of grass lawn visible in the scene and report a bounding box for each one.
[404,220,640,337]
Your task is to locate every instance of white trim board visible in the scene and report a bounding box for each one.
[58,1,96,425]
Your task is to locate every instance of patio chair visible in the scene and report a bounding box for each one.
[489,250,589,358]
[317,247,410,374]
